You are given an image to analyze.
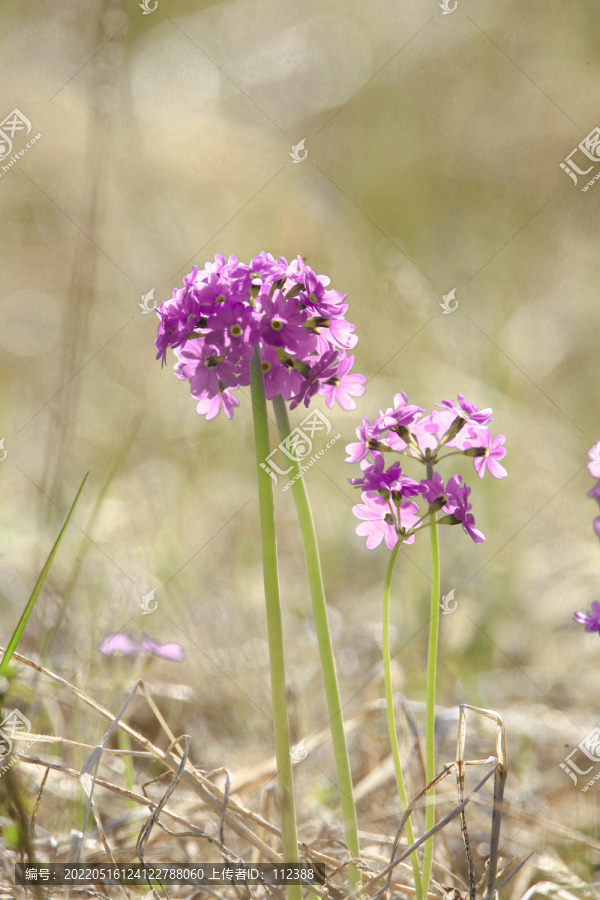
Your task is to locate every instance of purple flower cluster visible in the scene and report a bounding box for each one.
[346,393,507,550]
[155,252,366,419]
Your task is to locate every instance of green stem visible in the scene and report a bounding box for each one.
[249,351,301,900]
[273,396,361,891]
[383,541,423,900]
[272,397,361,892]
[422,469,441,899]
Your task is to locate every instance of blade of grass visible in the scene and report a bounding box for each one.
[0,472,88,677]
[41,416,141,661]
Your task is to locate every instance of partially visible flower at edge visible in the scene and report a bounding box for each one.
[574,601,600,634]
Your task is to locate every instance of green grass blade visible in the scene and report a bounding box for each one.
[0,472,88,677]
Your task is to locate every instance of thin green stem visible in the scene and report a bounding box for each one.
[272,397,361,892]
[249,352,301,900]
[422,467,441,898]
[383,541,423,900]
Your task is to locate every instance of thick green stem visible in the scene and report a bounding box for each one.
[272,397,361,892]
[422,467,441,898]
[383,542,423,900]
[249,352,301,900]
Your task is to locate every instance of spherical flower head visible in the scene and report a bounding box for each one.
[156,253,364,420]
[574,601,600,633]
[353,491,420,550]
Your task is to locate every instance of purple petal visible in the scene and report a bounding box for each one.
[98,633,139,657]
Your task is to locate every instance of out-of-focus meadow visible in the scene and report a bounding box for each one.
[1,0,600,894]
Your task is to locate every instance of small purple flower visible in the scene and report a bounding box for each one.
[438,394,494,426]
[259,345,303,401]
[181,341,238,397]
[205,302,258,361]
[574,601,600,633]
[374,395,425,437]
[195,388,240,420]
[353,491,420,550]
[465,431,508,479]
[349,456,422,496]
[98,633,185,661]
[289,349,338,411]
[345,417,378,464]
[98,633,139,657]
[441,475,485,544]
[318,351,366,411]
[259,290,311,353]
[139,635,186,661]
[420,472,447,504]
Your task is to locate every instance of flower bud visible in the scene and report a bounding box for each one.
[442,416,466,442]
[395,425,413,443]
[428,496,447,514]
[367,439,392,452]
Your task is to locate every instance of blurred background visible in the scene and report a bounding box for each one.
[1,0,599,893]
